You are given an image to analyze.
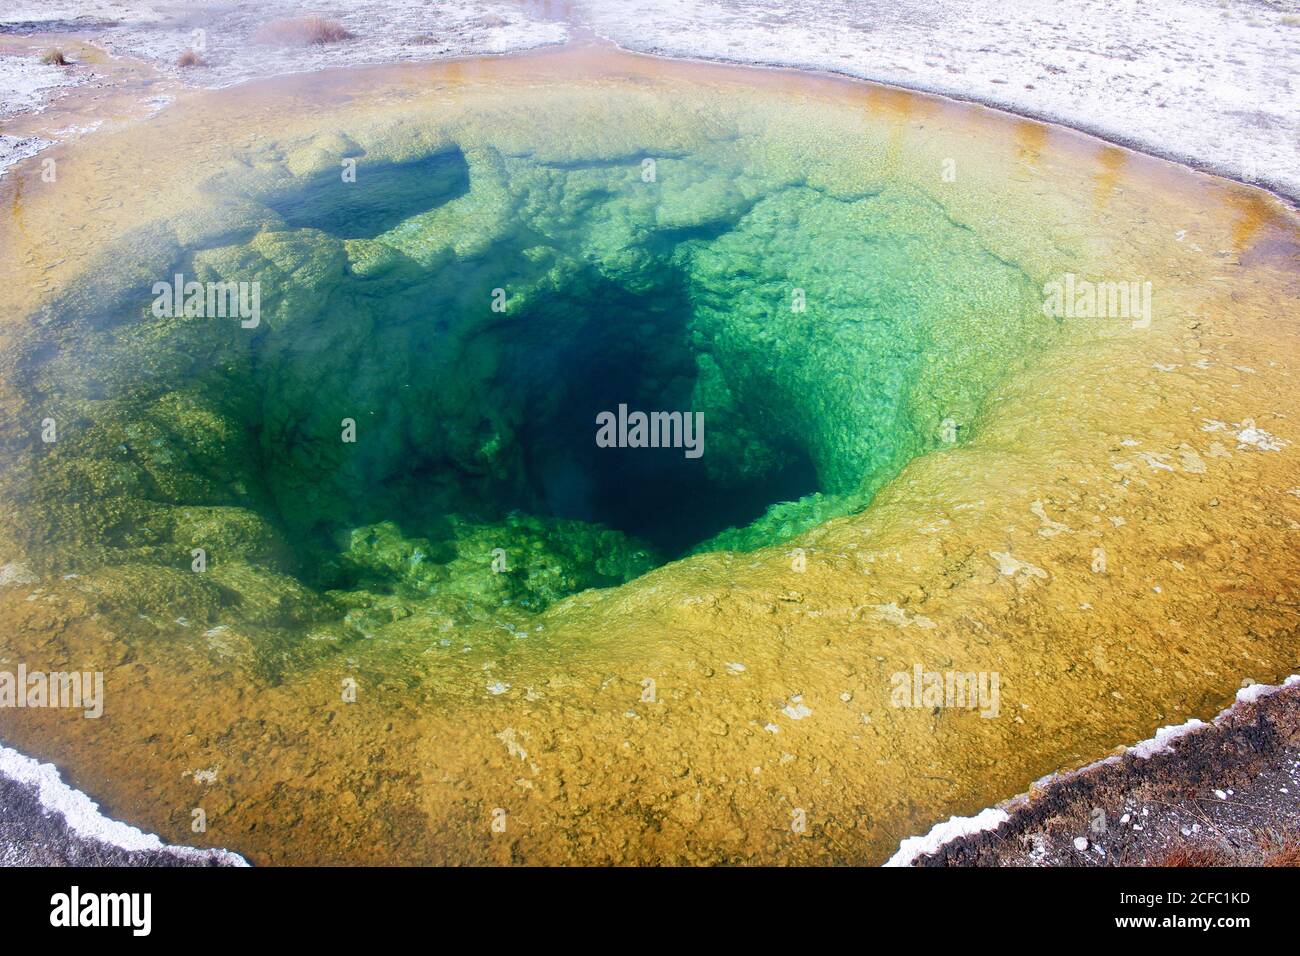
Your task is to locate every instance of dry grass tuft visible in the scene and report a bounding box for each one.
[176,49,205,68]
[1151,830,1300,867]
[1262,843,1300,866]
[1158,846,1229,866]
[255,16,354,47]
[40,49,69,67]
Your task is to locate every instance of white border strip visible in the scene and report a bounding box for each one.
[0,740,247,866]
[884,807,1009,868]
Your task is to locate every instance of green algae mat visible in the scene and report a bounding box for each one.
[1,47,1298,864]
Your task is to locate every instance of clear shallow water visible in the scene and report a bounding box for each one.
[0,46,1297,865]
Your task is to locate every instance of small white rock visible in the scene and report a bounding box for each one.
[0,563,38,587]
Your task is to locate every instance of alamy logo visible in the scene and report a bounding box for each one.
[1042,273,1151,329]
[595,404,704,459]
[0,665,103,718]
[50,886,151,936]
[151,272,261,328]
[890,663,1000,718]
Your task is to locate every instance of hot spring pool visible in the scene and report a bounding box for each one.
[1,46,1297,864]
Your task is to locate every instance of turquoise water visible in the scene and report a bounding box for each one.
[8,114,1056,634]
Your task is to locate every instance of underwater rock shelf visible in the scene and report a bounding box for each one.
[0,48,1297,866]
[6,87,1051,656]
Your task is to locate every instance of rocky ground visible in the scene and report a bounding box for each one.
[899,678,1300,866]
